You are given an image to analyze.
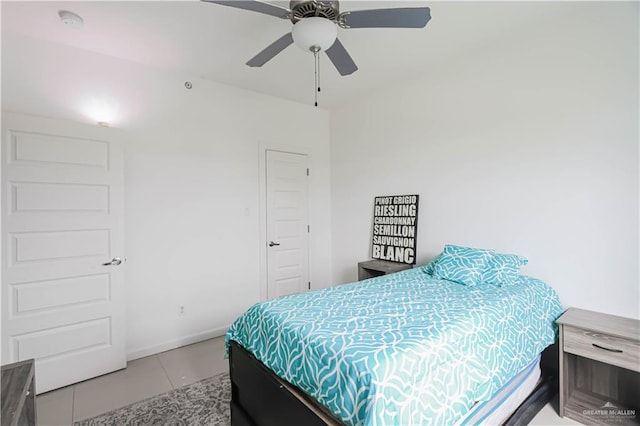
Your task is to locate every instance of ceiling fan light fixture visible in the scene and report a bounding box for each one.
[292,17,337,53]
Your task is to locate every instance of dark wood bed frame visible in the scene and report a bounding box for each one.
[229,340,559,426]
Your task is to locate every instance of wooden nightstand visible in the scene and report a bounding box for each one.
[557,308,639,425]
[357,260,412,281]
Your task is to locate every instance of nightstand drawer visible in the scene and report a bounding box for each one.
[564,325,640,372]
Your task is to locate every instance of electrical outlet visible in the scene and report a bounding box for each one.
[178,305,185,316]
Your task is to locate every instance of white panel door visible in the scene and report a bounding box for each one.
[266,150,309,299]
[1,112,126,393]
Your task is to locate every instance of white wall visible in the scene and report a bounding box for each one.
[330,2,639,319]
[124,80,332,359]
[1,35,332,359]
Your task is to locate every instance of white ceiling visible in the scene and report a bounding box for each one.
[2,1,571,109]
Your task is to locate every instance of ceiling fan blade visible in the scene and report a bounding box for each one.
[201,0,289,20]
[246,33,294,67]
[325,38,358,76]
[341,7,431,28]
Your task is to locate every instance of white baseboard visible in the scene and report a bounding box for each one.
[126,325,231,361]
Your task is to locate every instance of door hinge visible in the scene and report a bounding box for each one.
[308,281,311,290]
[306,168,309,176]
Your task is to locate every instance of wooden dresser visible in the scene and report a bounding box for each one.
[557,308,639,425]
[1,359,37,426]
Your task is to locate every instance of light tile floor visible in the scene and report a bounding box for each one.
[37,336,580,425]
[37,336,228,425]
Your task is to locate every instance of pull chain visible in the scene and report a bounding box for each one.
[317,51,321,95]
[313,49,319,107]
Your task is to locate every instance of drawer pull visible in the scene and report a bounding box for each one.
[592,343,623,353]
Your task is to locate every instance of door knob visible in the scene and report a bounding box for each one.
[268,241,280,247]
[102,257,123,266]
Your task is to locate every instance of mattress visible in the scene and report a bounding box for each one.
[456,354,542,425]
[226,267,563,426]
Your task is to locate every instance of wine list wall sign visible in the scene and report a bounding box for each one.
[371,194,419,265]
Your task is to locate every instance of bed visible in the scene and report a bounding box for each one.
[226,263,564,425]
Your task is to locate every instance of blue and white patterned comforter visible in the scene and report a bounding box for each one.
[226,268,563,426]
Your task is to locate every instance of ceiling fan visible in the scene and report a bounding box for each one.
[202,0,432,76]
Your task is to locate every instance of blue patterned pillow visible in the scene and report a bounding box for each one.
[432,245,494,286]
[483,253,528,287]
[422,254,442,276]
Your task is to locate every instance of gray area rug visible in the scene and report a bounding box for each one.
[74,372,231,426]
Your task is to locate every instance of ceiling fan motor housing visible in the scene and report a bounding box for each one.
[289,0,339,23]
